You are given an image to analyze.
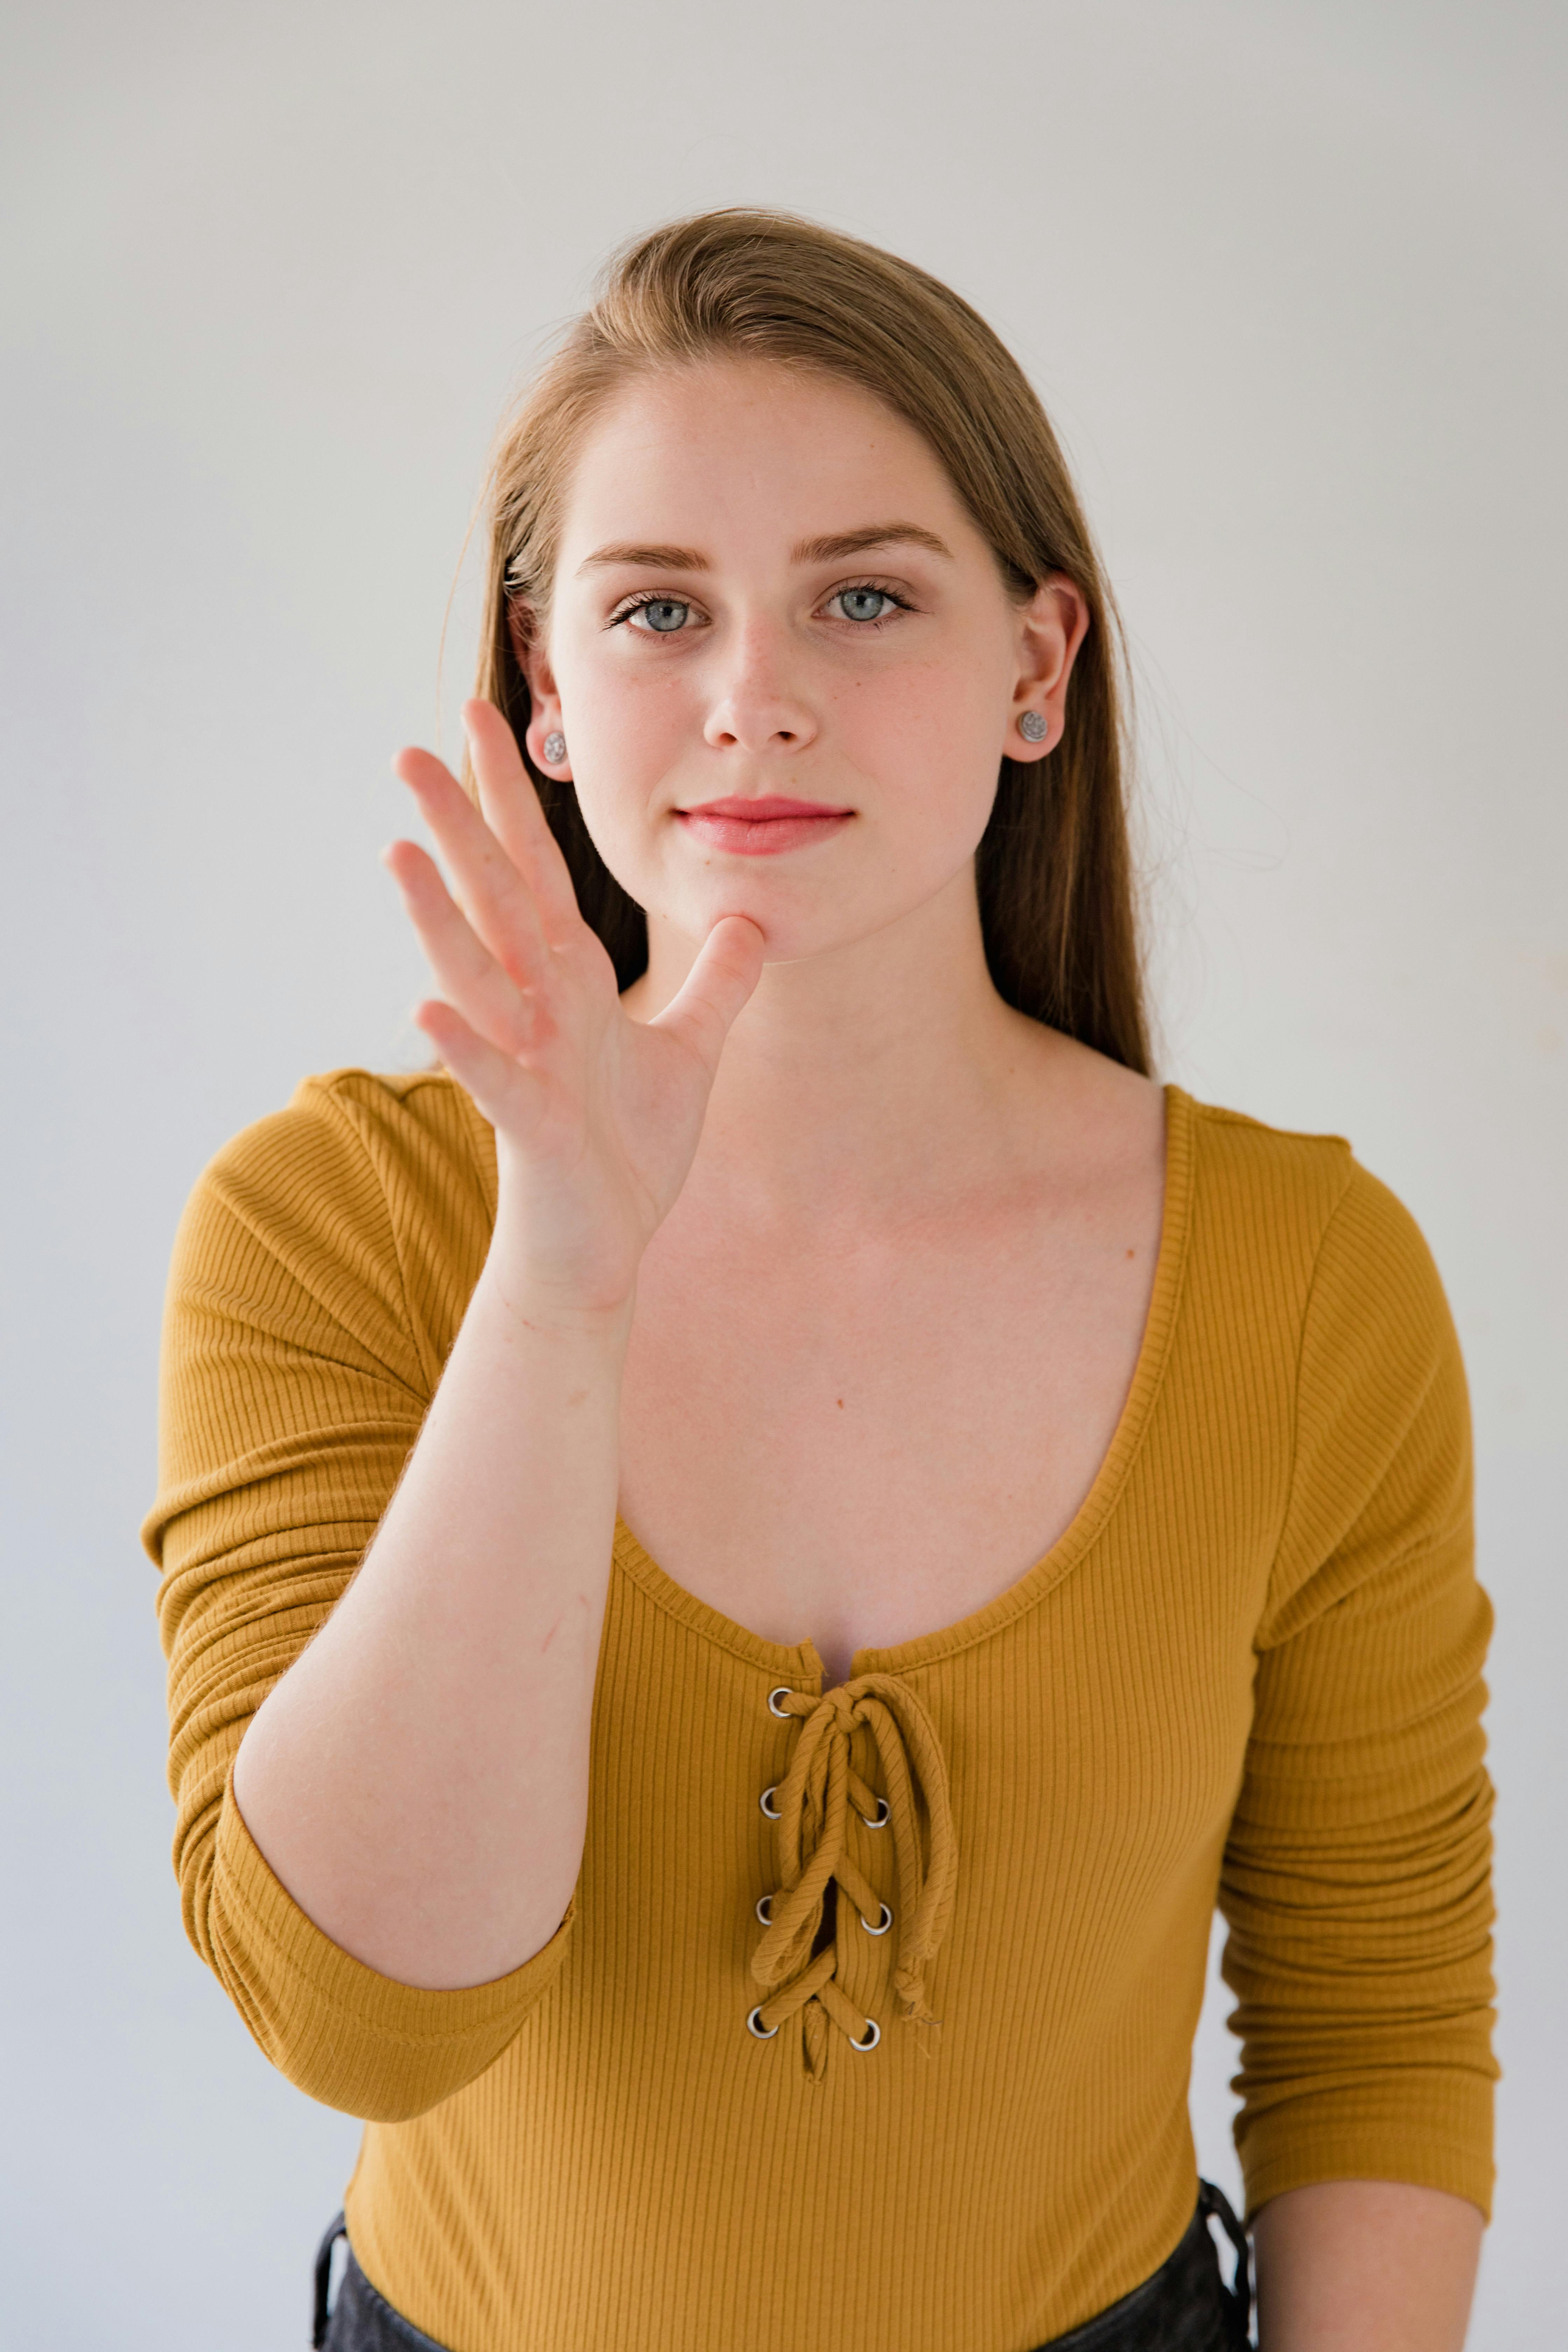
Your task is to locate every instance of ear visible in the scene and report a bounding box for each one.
[507,597,572,778]
[1009,574,1091,762]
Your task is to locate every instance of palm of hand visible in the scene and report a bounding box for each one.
[386,699,763,1317]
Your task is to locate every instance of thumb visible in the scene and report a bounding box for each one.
[650,916,765,1071]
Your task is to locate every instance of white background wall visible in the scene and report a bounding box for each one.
[2,2,1562,2343]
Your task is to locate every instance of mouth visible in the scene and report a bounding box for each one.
[674,795,856,858]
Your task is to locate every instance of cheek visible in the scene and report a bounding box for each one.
[835,652,1007,826]
[545,658,693,913]
[551,638,686,812]
[556,637,685,748]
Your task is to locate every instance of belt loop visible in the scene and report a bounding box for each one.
[1197,2179,1254,2347]
[312,2211,348,2349]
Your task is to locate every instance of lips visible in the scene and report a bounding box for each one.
[676,795,854,857]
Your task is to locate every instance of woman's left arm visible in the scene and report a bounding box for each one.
[1252,2180,1483,2350]
[1218,1158,1498,2341]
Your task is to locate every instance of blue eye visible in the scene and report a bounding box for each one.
[832,587,898,623]
[630,598,690,633]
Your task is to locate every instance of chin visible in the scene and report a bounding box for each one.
[641,847,938,970]
[693,891,898,969]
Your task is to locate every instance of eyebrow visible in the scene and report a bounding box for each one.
[575,522,954,576]
[576,542,709,575]
[790,523,954,564]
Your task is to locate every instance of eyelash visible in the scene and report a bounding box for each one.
[606,578,918,633]
[824,578,916,630]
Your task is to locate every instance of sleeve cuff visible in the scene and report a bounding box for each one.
[208,1774,576,2121]
[1237,2081,1495,2224]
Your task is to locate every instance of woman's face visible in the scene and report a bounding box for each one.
[521,358,1085,965]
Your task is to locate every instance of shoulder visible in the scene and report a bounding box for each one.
[1171,1089,1466,1510]
[1174,1093,1470,1625]
[170,1068,497,1375]
[1180,1087,1354,1220]
[207,1064,491,1185]
[1147,1093,1473,1651]
[1178,1086,1450,1327]
[193,1066,496,1227]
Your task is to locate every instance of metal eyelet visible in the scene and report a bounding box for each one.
[756,1892,774,1925]
[746,2005,780,2039]
[860,1796,890,1829]
[860,1902,893,1936]
[759,1784,782,1819]
[850,2015,881,2050]
[766,1686,794,1718]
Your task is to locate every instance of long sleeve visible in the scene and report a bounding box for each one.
[1219,1160,1496,2218]
[141,1070,575,2122]
[133,1080,1502,2350]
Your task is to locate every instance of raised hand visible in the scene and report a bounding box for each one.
[386,698,763,1322]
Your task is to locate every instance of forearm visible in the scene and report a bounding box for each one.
[231,1257,629,1990]
[1252,2180,1483,2351]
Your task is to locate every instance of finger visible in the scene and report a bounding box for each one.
[392,742,461,796]
[463,699,584,937]
[384,839,538,1058]
[395,748,554,993]
[413,997,547,1139]
[650,915,765,1072]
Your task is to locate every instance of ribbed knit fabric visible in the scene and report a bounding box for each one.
[143,1072,1496,2352]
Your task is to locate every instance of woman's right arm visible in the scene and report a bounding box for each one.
[227,700,762,1995]
[228,1241,633,1993]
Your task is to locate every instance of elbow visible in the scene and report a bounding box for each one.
[179,1787,575,2120]
[174,1778,575,2120]
[238,2022,507,2125]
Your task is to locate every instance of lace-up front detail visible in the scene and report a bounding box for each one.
[748,1673,958,2081]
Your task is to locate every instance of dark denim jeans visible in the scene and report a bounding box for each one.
[313,2179,1253,2351]
[314,2227,448,2350]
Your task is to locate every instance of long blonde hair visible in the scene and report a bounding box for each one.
[474,208,1150,1073]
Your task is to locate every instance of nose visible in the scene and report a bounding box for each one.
[702,622,819,756]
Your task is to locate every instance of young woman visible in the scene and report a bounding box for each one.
[145,211,1496,2352]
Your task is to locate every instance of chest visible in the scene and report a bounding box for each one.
[616,1175,1164,1688]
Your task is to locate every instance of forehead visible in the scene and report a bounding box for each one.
[554,357,979,565]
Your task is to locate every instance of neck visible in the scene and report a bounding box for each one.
[625,867,1061,1224]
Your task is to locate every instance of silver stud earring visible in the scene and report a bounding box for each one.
[1018,710,1048,744]
[542,730,567,764]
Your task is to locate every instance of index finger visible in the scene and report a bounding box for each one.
[392,745,554,993]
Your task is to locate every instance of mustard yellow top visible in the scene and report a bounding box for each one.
[143,1071,1496,2352]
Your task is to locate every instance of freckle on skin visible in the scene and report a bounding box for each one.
[837,1398,845,1408]
[1126,1248,1135,1259]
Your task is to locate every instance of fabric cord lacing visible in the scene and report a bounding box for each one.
[750,1672,958,2081]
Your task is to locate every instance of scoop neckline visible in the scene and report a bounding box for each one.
[612,1080,1196,1686]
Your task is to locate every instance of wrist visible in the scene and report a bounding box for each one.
[474,1251,637,1344]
